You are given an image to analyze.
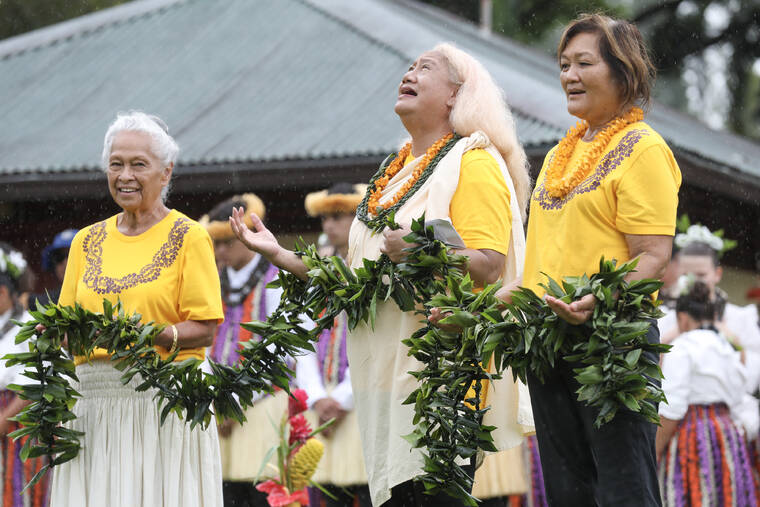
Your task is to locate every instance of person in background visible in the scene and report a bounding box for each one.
[656,279,758,506]
[659,226,760,352]
[33,228,78,308]
[298,183,371,507]
[201,194,286,507]
[0,245,49,507]
[51,111,224,507]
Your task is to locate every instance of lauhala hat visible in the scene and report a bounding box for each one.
[304,183,367,217]
[200,193,265,241]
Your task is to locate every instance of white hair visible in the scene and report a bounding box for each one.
[434,43,531,219]
[101,111,179,201]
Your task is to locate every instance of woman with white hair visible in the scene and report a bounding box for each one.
[231,43,532,506]
[50,111,224,506]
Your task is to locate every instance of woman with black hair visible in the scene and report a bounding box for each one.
[657,279,758,506]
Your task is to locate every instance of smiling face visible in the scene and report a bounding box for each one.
[107,130,172,214]
[559,32,626,128]
[394,50,458,124]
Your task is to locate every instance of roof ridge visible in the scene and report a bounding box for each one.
[298,0,408,62]
[0,0,184,60]
[391,0,559,76]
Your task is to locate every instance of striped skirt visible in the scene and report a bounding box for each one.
[0,390,49,507]
[658,403,759,506]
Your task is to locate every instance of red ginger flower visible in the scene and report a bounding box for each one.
[288,388,309,418]
[256,480,310,507]
[288,414,312,446]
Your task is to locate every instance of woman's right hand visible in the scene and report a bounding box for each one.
[229,207,281,259]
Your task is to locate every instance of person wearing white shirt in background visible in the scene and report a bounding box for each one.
[0,244,49,506]
[298,183,371,507]
[659,227,760,353]
[656,279,758,506]
[200,195,285,507]
[657,230,760,450]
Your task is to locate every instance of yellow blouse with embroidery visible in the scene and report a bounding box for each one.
[523,121,681,296]
[405,148,512,255]
[59,209,224,364]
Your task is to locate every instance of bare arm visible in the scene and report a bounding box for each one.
[545,234,673,325]
[655,416,680,461]
[623,234,673,282]
[229,207,309,280]
[380,227,504,287]
[154,319,218,349]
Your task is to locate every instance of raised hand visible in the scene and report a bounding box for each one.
[229,207,281,259]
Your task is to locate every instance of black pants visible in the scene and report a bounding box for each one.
[222,480,270,507]
[527,322,662,507]
[381,460,476,507]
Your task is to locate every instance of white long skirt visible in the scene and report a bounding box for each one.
[50,361,223,507]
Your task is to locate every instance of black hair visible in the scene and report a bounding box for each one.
[326,182,357,195]
[675,280,715,322]
[679,241,720,267]
[206,197,248,223]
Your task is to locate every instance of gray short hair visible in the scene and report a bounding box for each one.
[102,111,179,201]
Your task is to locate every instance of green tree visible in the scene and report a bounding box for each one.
[633,0,760,138]
[421,0,760,139]
[0,0,130,40]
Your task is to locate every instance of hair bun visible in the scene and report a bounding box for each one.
[690,280,711,303]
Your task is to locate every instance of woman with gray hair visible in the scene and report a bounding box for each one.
[49,111,224,506]
[231,43,532,506]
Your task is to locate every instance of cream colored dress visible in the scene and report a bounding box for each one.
[346,133,534,506]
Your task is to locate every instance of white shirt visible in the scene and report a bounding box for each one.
[226,254,283,308]
[659,328,747,421]
[659,302,760,355]
[0,310,33,389]
[296,346,354,410]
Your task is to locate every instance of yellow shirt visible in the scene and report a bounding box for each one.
[405,148,512,254]
[524,121,681,296]
[60,209,224,363]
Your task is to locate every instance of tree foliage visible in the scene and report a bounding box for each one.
[0,1,129,40]
[421,0,760,139]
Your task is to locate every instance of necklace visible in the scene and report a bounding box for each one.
[544,107,644,198]
[357,133,460,233]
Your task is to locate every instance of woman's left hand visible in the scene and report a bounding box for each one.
[546,293,596,325]
[380,226,416,263]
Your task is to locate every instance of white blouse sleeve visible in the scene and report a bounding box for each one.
[330,368,354,410]
[659,340,692,420]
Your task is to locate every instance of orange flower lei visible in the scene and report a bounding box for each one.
[368,132,455,215]
[544,107,644,198]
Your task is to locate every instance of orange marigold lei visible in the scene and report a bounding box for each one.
[544,107,644,198]
[367,132,455,215]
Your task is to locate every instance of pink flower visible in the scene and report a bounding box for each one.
[288,414,312,445]
[288,389,309,418]
[256,480,309,507]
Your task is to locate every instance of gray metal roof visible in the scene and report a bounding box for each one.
[0,0,757,188]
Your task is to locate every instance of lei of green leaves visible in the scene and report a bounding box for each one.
[356,134,461,232]
[6,216,667,504]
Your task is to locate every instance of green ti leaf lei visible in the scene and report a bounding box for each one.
[356,134,461,233]
[5,215,668,504]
